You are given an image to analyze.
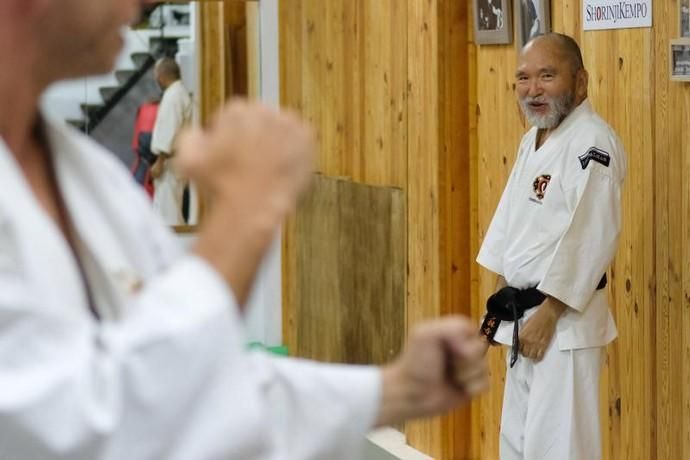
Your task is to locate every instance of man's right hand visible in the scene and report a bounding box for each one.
[176,100,316,305]
[375,316,489,427]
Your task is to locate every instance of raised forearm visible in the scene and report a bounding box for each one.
[193,210,278,306]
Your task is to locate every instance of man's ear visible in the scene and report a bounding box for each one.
[576,69,589,99]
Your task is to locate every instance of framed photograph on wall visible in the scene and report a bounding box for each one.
[681,0,690,37]
[670,39,690,82]
[514,0,551,49]
[473,0,513,45]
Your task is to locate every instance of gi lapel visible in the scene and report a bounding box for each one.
[0,138,90,318]
[44,120,142,318]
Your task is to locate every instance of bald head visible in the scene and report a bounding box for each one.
[522,33,585,76]
[515,32,589,130]
[154,57,182,90]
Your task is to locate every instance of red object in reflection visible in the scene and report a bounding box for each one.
[130,101,160,198]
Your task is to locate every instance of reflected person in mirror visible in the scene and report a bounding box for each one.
[150,57,192,225]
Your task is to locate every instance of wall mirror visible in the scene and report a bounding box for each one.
[43,0,263,233]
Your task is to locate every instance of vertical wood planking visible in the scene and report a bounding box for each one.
[245,1,261,100]
[280,0,471,457]
[438,0,473,455]
[277,0,690,456]
[472,1,687,459]
[470,1,523,457]
[199,1,226,125]
[405,0,443,456]
[654,0,682,459]
[288,176,406,366]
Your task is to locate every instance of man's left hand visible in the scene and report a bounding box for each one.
[150,156,165,179]
[518,297,566,361]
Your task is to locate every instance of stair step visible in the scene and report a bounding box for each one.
[115,70,137,85]
[80,103,104,120]
[99,86,121,102]
[131,52,153,69]
[66,119,87,132]
[149,36,183,58]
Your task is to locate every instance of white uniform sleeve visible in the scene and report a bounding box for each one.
[476,163,519,276]
[250,355,382,460]
[537,168,623,312]
[0,256,381,460]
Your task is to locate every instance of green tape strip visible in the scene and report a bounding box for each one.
[246,342,289,357]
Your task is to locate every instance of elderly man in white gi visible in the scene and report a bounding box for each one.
[477,33,627,460]
[150,57,192,225]
[0,0,490,458]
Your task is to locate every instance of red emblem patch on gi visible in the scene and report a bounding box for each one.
[532,174,552,200]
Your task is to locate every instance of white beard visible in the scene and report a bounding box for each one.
[520,92,575,129]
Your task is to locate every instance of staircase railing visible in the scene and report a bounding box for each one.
[84,3,186,133]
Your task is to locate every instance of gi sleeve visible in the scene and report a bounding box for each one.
[476,160,519,276]
[249,354,382,460]
[0,255,381,460]
[537,163,623,312]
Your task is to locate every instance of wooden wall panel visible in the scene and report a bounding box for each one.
[197,1,255,223]
[281,0,408,187]
[198,0,256,121]
[289,175,405,366]
[198,1,227,125]
[438,1,473,456]
[471,1,690,459]
[469,21,523,460]
[407,0,474,456]
[281,1,471,457]
[280,0,690,458]
[405,0,443,456]
[653,1,685,459]
[245,1,261,100]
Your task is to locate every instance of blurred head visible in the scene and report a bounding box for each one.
[515,33,588,129]
[0,0,143,86]
[154,58,182,90]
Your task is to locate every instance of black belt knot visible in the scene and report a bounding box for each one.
[480,274,607,367]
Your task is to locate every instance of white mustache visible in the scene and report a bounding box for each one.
[522,96,549,105]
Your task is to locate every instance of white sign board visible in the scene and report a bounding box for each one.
[583,0,652,31]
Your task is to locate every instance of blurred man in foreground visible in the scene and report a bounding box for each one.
[0,1,488,458]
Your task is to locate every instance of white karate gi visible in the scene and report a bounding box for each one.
[0,115,380,459]
[151,80,192,225]
[477,100,627,459]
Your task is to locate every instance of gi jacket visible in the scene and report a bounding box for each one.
[0,115,379,459]
[477,100,627,350]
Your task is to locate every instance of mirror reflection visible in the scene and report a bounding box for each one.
[42,1,261,230]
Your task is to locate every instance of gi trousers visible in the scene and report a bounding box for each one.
[499,340,603,460]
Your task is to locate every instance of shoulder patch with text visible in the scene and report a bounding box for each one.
[578,147,610,170]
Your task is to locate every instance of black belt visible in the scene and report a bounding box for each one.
[480,274,607,367]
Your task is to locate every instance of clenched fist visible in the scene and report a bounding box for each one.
[181,100,316,305]
[376,316,490,426]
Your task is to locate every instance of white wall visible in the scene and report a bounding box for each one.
[242,0,283,347]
